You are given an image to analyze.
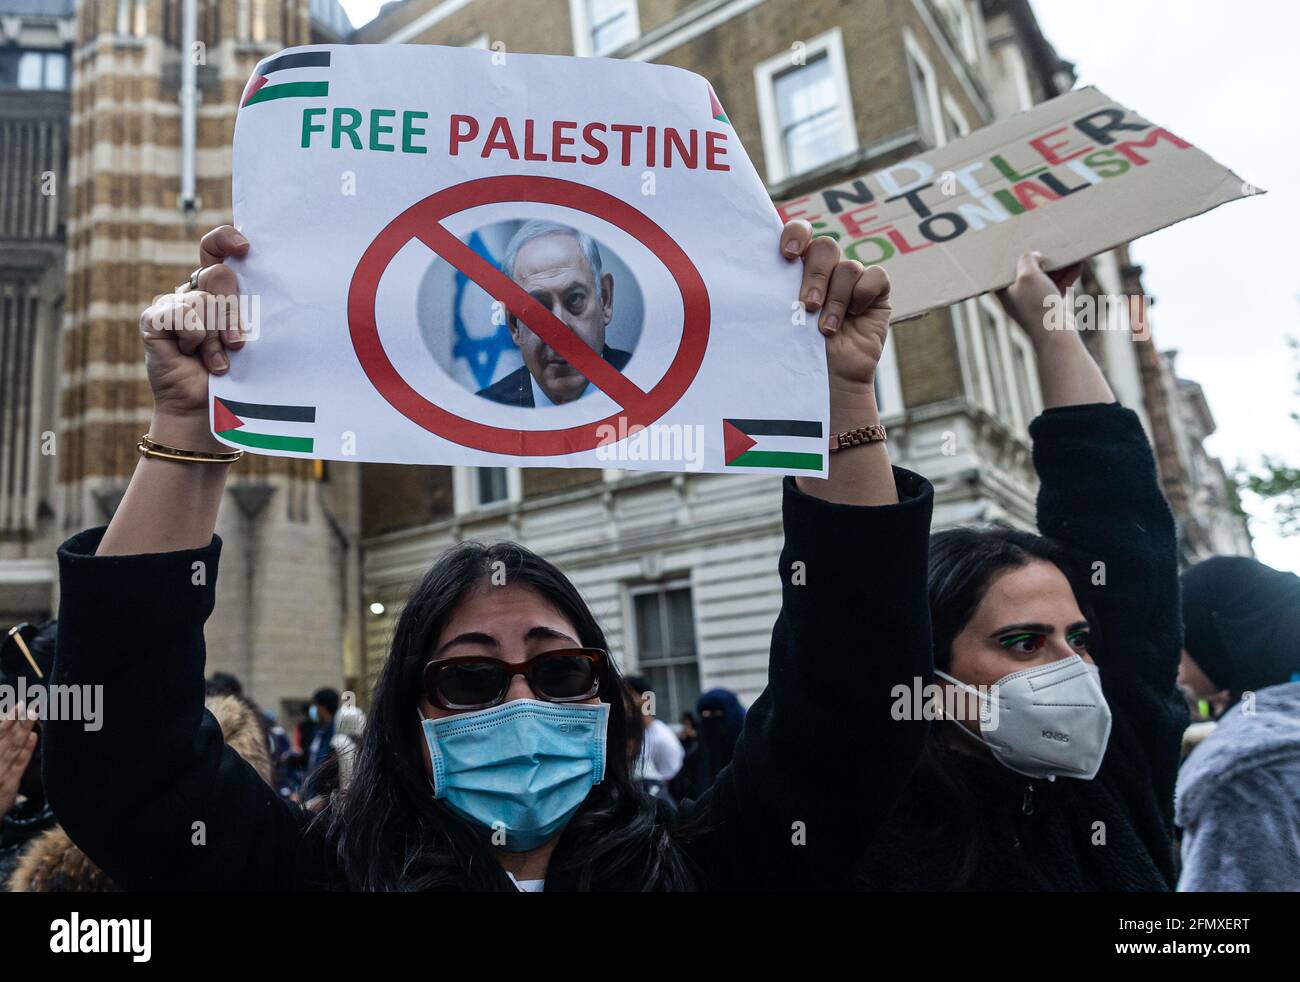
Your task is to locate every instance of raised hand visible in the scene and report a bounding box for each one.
[781,221,898,507]
[998,251,1113,410]
[997,250,1082,339]
[780,220,891,394]
[0,706,38,817]
[139,225,250,450]
[98,226,253,556]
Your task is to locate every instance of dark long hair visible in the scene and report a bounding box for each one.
[913,524,1097,887]
[323,541,698,891]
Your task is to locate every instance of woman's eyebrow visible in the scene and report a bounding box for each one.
[988,622,1052,637]
[525,626,578,644]
[433,632,499,657]
[1066,621,1091,634]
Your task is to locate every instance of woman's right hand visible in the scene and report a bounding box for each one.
[139,226,250,448]
[997,251,1082,343]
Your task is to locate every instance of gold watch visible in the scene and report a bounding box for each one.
[829,423,887,454]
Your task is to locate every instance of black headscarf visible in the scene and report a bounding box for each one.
[696,688,745,777]
[1181,556,1300,693]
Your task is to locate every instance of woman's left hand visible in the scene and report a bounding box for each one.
[782,221,899,507]
[780,220,891,397]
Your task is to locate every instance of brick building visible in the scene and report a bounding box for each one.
[0,0,363,721]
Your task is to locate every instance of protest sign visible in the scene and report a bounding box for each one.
[214,44,828,475]
[777,86,1262,321]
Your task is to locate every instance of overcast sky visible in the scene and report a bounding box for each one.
[1028,0,1299,573]
[339,0,381,26]
[338,0,1299,572]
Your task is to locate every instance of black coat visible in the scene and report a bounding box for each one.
[857,403,1188,890]
[476,345,632,407]
[44,470,935,891]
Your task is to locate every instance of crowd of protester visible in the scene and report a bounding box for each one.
[0,222,1296,892]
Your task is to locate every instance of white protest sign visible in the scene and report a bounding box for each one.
[214,44,828,476]
[778,86,1262,321]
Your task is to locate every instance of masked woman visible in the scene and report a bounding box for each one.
[858,253,1187,890]
[43,221,934,891]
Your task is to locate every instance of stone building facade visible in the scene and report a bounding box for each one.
[0,0,74,626]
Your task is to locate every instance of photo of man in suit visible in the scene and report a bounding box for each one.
[477,220,633,407]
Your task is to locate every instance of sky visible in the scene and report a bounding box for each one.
[338,0,1299,572]
[339,0,383,26]
[1028,0,1299,573]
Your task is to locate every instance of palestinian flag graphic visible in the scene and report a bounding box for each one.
[723,419,823,471]
[241,50,331,109]
[214,397,316,454]
[708,84,730,125]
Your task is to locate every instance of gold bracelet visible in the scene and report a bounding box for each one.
[137,434,244,464]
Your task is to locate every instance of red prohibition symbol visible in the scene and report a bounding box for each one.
[347,175,711,455]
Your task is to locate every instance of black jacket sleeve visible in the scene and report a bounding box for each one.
[1029,403,1187,826]
[677,468,934,889]
[43,528,331,891]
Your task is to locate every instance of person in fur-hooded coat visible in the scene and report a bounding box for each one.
[7,694,271,892]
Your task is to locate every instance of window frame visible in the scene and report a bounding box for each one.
[903,28,945,148]
[452,466,522,513]
[874,333,905,420]
[1006,325,1041,429]
[13,50,68,91]
[570,0,642,58]
[935,0,980,65]
[627,579,702,724]
[941,89,971,139]
[754,27,858,184]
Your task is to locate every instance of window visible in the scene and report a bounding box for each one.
[1009,332,1040,427]
[117,0,147,37]
[235,0,273,43]
[453,466,520,512]
[774,55,842,175]
[476,467,509,506]
[874,334,904,418]
[754,29,857,183]
[904,30,942,147]
[935,0,979,64]
[942,91,971,139]
[977,299,1011,421]
[11,51,68,91]
[253,0,268,43]
[631,583,701,724]
[574,0,639,56]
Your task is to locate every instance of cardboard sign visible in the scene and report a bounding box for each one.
[215,44,829,476]
[777,86,1261,321]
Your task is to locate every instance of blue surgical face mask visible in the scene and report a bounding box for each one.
[308,704,319,723]
[418,698,609,852]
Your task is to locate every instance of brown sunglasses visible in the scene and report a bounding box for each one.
[422,647,607,711]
